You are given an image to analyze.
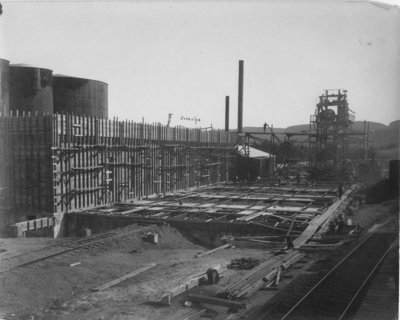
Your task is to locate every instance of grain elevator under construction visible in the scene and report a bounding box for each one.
[0,58,398,320]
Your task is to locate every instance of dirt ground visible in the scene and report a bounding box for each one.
[0,224,274,320]
[350,200,399,229]
[0,199,398,320]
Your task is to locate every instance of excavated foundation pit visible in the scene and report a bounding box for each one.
[57,183,344,250]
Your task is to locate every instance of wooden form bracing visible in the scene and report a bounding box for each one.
[51,114,234,213]
[0,112,235,216]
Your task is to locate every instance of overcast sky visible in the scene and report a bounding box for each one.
[1,0,399,129]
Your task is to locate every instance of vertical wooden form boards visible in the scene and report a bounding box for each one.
[8,113,236,214]
[0,114,52,217]
[0,114,12,210]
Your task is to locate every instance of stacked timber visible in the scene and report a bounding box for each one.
[227,257,260,270]
[174,308,206,320]
[217,250,304,300]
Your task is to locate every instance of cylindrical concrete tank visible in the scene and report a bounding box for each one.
[0,58,10,115]
[9,64,53,114]
[53,75,108,118]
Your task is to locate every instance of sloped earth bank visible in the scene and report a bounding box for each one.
[0,224,273,320]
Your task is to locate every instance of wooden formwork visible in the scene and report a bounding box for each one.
[0,112,235,220]
[0,112,53,218]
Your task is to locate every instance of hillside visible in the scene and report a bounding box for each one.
[243,120,399,159]
[285,121,388,133]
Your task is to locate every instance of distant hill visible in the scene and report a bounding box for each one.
[285,124,309,133]
[389,120,400,129]
[242,126,286,134]
[285,121,388,133]
[243,120,399,159]
[370,120,399,158]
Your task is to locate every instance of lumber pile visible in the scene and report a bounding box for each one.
[157,264,227,305]
[216,250,304,300]
[227,257,260,270]
[174,308,206,320]
[187,294,246,310]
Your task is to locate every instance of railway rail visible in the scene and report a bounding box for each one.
[250,219,397,320]
[0,224,155,273]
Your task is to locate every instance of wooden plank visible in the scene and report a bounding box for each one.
[93,263,156,291]
[35,114,41,210]
[187,294,246,310]
[196,243,230,258]
[293,185,357,248]
[174,309,206,320]
[247,239,285,244]
[118,206,146,215]
[236,211,266,222]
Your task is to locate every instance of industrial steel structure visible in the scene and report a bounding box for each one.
[309,90,353,173]
[308,90,368,179]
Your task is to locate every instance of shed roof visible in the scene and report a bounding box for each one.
[236,145,275,159]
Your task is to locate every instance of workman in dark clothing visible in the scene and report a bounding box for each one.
[329,220,336,235]
[286,236,294,249]
[206,268,220,284]
[337,184,344,199]
[337,213,345,234]
[263,122,267,133]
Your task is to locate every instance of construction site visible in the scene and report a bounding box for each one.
[0,55,398,320]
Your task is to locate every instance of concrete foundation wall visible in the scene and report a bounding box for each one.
[63,213,288,241]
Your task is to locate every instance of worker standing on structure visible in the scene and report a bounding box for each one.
[337,213,345,234]
[263,122,267,133]
[286,236,294,249]
[329,219,336,235]
[337,183,343,199]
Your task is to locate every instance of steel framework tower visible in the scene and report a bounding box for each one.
[309,90,354,176]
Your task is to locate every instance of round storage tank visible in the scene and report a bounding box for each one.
[0,58,10,115]
[9,64,53,114]
[53,75,108,118]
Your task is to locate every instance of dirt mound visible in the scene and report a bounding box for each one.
[68,224,203,257]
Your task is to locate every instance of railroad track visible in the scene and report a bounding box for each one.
[251,220,398,320]
[0,224,155,273]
